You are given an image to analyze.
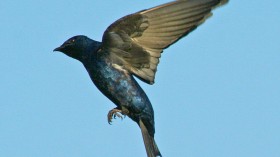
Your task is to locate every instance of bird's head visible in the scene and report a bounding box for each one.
[54,35,92,61]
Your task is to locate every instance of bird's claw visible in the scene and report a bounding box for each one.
[107,108,124,124]
[113,112,123,119]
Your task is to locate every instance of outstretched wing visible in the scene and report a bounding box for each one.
[101,0,228,84]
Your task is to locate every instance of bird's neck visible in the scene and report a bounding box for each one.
[77,40,102,63]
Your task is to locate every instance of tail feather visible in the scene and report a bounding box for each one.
[139,120,162,157]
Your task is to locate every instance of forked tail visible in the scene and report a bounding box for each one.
[139,120,162,157]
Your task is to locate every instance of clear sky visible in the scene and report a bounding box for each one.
[1,0,279,157]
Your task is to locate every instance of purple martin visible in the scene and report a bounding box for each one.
[54,0,228,156]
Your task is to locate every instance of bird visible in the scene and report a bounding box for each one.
[53,0,228,156]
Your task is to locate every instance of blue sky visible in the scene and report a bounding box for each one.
[1,0,279,157]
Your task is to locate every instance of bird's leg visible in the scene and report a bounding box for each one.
[107,107,129,124]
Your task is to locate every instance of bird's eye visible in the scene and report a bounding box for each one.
[67,39,75,45]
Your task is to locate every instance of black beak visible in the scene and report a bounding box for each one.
[53,46,63,52]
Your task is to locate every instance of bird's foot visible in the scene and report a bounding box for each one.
[107,108,125,124]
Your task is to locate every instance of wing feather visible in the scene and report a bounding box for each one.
[101,0,228,84]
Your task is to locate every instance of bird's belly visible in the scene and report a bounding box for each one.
[86,63,150,116]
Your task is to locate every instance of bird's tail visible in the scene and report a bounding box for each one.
[139,120,162,157]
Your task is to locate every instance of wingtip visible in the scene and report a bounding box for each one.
[218,0,229,7]
[209,0,229,13]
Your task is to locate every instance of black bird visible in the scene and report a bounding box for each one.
[54,0,228,156]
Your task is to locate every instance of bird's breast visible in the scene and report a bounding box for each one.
[84,56,150,116]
